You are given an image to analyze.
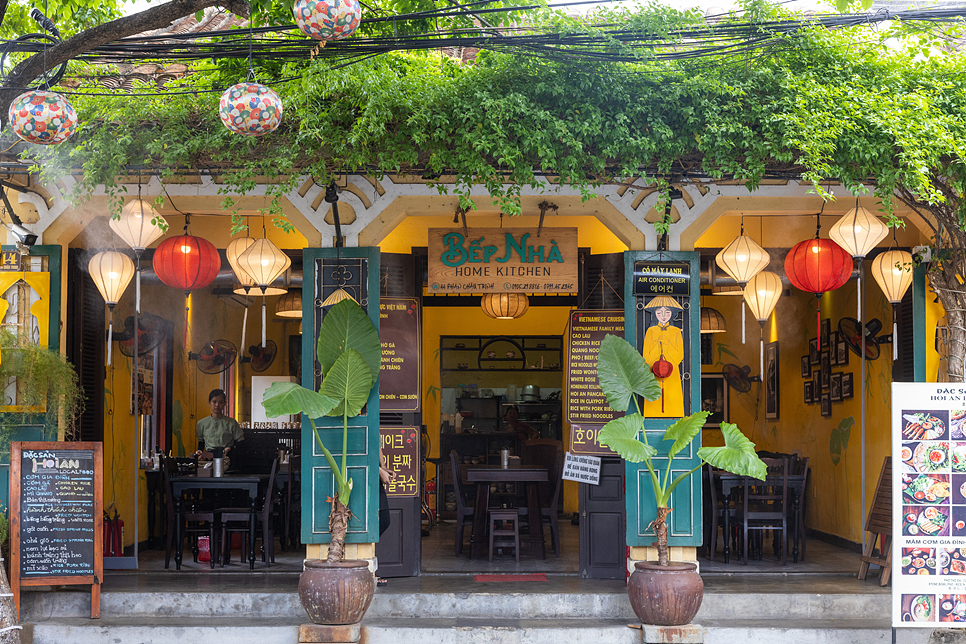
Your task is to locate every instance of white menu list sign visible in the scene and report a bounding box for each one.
[893,382,966,627]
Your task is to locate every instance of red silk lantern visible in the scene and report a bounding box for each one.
[784,238,852,349]
[152,235,221,293]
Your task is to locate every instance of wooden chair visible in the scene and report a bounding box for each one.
[740,457,789,566]
[217,458,279,566]
[790,455,810,561]
[858,457,892,586]
[489,509,520,562]
[522,439,563,508]
[282,455,301,551]
[449,450,475,556]
[162,458,218,570]
[704,464,739,562]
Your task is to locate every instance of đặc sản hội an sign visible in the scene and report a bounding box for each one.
[427,227,578,293]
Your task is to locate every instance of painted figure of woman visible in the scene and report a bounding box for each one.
[642,296,684,417]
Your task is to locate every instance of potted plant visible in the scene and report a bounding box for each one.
[596,333,766,626]
[261,298,381,625]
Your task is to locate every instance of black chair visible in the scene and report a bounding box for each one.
[740,457,789,565]
[704,464,739,562]
[791,455,810,561]
[162,458,218,570]
[449,450,475,556]
[281,455,301,551]
[217,458,279,566]
[516,445,564,555]
[542,450,565,555]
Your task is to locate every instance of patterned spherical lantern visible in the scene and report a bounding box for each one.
[294,0,361,41]
[8,90,78,144]
[784,237,853,348]
[480,293,529,319]
[219,83,283,136]
[152,234,221,294]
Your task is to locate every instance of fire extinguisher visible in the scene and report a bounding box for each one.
[111,509,123,558]
[102,511,114,557]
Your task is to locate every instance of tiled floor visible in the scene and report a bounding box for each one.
[422,519,581,573]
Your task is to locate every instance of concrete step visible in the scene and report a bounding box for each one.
[24,616,900,644]
[21,585,890,622]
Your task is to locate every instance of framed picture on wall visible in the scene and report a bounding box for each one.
[804,381,814,404]
[820,351,831,389]
[829,332,840,365]
[842,372,854,399]
[801,356,811,378]
[765,341,779,419]
[830,372,843,402]
[837,339,849,366]
[809,338,820,365]
[821,318,831,346]
[701,374,729,428]
[821,392,832,417]
[812,368,821,395]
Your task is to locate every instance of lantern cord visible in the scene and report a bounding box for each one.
[759,328,764,381]
[816,298,821,351]
[135,255,142,315]
[893,304,899,361]
[262,297,267,348]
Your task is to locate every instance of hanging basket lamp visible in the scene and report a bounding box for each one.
[219,83,283,136]
[293,0,362,40]
[275,289,303,318]
[88,251,135,366]
[480,293,529,319]
[8,90,77,144]
[699,307,726,334]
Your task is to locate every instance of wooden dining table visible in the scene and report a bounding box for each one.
[716,471,807,564]
[467,464,548,560]
[170,473,264,569]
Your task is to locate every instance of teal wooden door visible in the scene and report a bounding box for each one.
[623,251,702,547]
[301,248,381,544]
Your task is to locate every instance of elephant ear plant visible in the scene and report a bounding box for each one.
[261,298,381,562]
[596,334,767,566]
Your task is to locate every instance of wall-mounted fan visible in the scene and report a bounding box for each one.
[115,314,166,357]
[241,340,277,372]
[189,340,238,374]
[722,363,759,393]
[838,317,891,361]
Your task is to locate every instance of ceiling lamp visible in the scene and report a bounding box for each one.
[293,0,362,40]
[481,293,529,320]
[88,251,135,366]
[716,222,769,344]
[275,289,303,318]
[743,271,782,377]
[110,197,168,316]
[700,307,726,334]
[152,234,221,294]
[226,238,286,295]
[8,90,78,144]
[871,249,914,360]
[784,229,852,350]
[829,202,889,322]
[219,83,283,136]
[237,238,292,346]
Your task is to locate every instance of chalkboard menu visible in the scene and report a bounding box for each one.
[566,310,625,425]
[379,297,421,412]
[10,441,102,619]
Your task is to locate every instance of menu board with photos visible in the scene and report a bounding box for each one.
[893,383,966,627]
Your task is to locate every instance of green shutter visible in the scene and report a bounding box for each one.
[623,251,702,547]
[301,248,381,544]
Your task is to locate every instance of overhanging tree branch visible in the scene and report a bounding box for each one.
[0,0,251,119]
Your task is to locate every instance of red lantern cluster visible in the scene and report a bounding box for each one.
[152,235,221,294]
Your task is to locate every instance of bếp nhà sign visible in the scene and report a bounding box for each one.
[428,228,577,293]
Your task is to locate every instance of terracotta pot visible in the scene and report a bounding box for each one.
[627,561,703,626]
[298,560,375,625]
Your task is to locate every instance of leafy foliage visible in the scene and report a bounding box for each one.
[597,334,662,412]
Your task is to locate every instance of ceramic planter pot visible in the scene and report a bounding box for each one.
[627,561,703,626]
[298,559,375,625]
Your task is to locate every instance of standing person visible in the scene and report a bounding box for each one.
[377,446,395,586]
[503,405,537,442]
[195,389,245,456]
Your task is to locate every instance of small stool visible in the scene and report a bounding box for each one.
[488,509,520,562]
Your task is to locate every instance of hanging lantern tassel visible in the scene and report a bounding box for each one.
[184,292,190,348]
[760,326,764,379]
[857,271,862,322]
[136,269,141,315]
[262,298,267,348]
[816,297,822,351]
[241,306,248,360]
[107,306,114,366]
[741,300,746,345]
[893,304,899,361]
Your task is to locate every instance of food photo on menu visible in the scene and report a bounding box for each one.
[902,411,949,441]
[903,441,950,474]
[937,548,966,575]
[940,595,966,623]
[901,547,937,576]
[902,473,951,504]
[903,504,950,536]
[901,594,937,623]
[951,410,966,440]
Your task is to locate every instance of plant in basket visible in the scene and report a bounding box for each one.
[261,298,381,625]
[595,334,766,626]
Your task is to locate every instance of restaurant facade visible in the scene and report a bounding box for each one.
[0,172,942,575]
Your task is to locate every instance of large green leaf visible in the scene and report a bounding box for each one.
[262,381,338,419]
[663,411,709,459]
[697,422,767,480]
[596,334,661,412]
[598,414,656,463]
[319,349,373,418]
[317,299,380,385]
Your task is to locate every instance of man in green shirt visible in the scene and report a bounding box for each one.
[195,389,245,455]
